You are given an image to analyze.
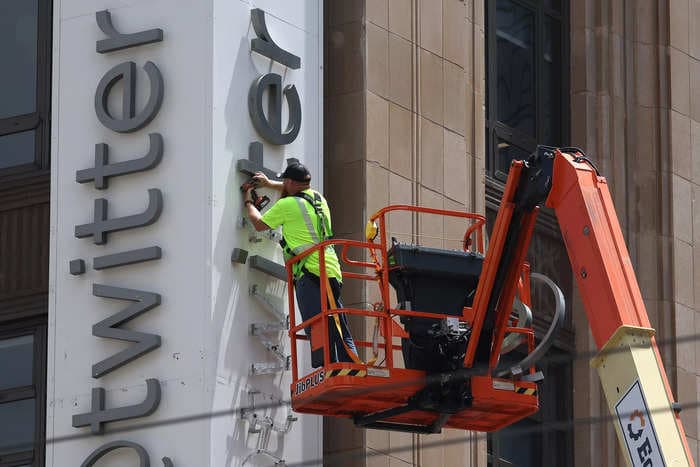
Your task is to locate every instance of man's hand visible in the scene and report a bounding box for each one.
[252,172,271,188]
[242,182,271,231]
[253,171,284,191]
[244,192,272,232]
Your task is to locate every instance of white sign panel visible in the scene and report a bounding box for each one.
[48,0,323,465]
[615,381,665,467]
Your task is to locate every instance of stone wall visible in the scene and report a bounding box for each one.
[323,0,487,465]
[570,1,700,465]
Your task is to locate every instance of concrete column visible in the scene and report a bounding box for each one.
[48,1,323,465]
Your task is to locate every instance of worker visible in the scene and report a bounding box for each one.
[244,162,358,368]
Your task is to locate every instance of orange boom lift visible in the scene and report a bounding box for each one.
[286,147,694,466]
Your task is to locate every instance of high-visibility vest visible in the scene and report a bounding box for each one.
[279,190,335,278]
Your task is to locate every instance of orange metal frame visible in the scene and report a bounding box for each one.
[286,204,541,432]
[463,162,540,369]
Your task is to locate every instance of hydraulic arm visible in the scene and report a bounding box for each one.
[496,147,694,466]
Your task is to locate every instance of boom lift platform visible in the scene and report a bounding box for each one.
[285,147,694,465]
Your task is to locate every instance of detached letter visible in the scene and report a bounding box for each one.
[96,10,163,54]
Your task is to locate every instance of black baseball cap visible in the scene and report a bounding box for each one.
[277,162,311,182]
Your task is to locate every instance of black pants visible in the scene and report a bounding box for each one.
[295,272,357,367]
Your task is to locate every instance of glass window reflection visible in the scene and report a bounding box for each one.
[0,0,38,119]
[0,130,36,169]
[496,0,535,137]
[545,0,562,12]
[499,418,541,466]
[0,398,35,455]
[543,16,562,146]
[0,335,34,391]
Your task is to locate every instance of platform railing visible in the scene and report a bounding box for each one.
[286,205,537,387]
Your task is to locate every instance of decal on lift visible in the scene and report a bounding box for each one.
[294,369,325,396]
[515,386,537,396]
[492,380,515,391]
[327,368,367,378]
[615,380,665,467]
[366,367,390,378]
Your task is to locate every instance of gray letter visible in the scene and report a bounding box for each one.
[236,141,279,179]
[231,248,248,264]
[91,284,161,378]
[95,61,164,133]
[96,10,163,54]
[72,379,161,434]
[70,259,86,275]
[249,255,287,281]
[81,440,149,467]
[81,440,175,467]
[75,188,163,245]
[94,246,162,270]
[77,133,163,189]
[248,73,301,145]
[250,8,300,69]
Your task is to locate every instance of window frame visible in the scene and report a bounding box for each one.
[0,0,52,178]
[0,318,47,467]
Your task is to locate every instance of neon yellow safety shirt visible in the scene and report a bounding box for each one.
[261,189,342,281]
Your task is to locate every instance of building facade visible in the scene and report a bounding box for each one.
[322,1,700,466]
[0,0,698,466]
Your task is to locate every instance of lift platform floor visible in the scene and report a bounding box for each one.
[291,364,539,432]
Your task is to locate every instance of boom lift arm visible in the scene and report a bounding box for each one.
[480,147,693,466]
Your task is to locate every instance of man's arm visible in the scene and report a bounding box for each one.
[244,189,272,231]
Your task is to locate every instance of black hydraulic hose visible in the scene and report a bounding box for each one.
[500,272,566,378]
[558,146,601,176]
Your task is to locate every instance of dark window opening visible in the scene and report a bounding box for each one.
[0,0,38,119]
[0,323,47,466]
[0,131,37,170]
[485,0,569,181]
[0,0,51,175]
[496,0,535,138]
[487,346,573,467]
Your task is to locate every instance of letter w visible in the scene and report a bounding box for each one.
[92,284,161,378]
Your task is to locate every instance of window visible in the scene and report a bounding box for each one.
[487,348,572,467]
[0,322,47,466]
[484,0,573,465]
[0,0,52,175]
[485,0,568,181]
[488,418,541,467]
